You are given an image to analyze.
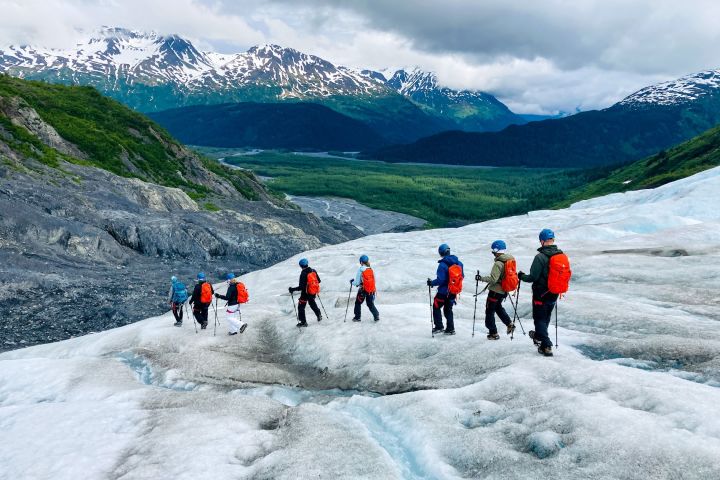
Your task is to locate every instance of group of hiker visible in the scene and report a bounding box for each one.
[167,228,571,357]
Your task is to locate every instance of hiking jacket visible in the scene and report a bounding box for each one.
[480,253,514,294]
[290,267,321,295]
[189,281,214,307]
[431,255,464,296]
[352,265,369,289]
[216,282,239,306]
[519,245,562,298]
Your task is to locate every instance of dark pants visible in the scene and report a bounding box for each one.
[433,293,456,331]
[532,295,557,348]
[485,291,512,334]
[172,302,184,323]
[298,293,321,324]
[354,289,379,320]
[193,303,210,325]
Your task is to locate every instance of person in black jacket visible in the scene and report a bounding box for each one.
[519,229,562,357]
[288,258,322,327]
[215,273,248,335]
[189,272,214,329]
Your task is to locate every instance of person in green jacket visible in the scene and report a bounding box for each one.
[518,228,562,357]
[475,240,516,340]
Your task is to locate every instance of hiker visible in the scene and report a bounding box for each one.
[350,254,380,322]
[215,273,248,336]
[427,244,464,335]
[475,240,518,340]
[519,229,572,357]
[168,275,189,327]
[189,272,214,330]
[288,258,322,327]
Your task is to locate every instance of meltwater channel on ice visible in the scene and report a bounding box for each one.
[1,167,719,479]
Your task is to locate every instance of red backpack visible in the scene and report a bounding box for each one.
[306,271,320,295]
[361,268,376,294]
[236,282,249,304]
[447,264,463,295]
[547,253,572,294]
[200,282,213,304]
[500,259,519,293]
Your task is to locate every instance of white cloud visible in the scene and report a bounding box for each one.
[0,0,717,113]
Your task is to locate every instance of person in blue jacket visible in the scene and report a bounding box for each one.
[427,243,464,335]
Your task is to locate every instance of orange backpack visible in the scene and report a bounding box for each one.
[200,282,213,304]
[236,282,249,304]
[500,259,519,293]
[447,264,464,295]
[361,268,376,294]
[306,271,320,295]
[547,253,572,294]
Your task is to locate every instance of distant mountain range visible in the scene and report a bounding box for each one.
[368,69,720,168]
[0,27,525,144]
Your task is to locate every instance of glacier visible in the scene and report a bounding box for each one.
[1,167,719,479]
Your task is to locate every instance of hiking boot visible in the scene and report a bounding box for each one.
[352,317,361,322]
[506,323,516,335]
[174,321,182,327]
[529,330,541,346]
[201,322,208,330]
[443,330,456,335]
[538,346,554,357]
[373,317,380,322]
[297,322,308,328]
[239,323,248,334]
[317,316,322,322]
[487,333,500,340]
[432,327,445,334]
[228,331,238,336]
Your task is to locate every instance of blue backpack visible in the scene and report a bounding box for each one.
[172,282,189,303]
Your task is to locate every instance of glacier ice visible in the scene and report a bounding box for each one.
[1,167,719,479]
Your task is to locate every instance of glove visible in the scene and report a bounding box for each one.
[426,278,433,287]
[214,293,220,298]
[288,287,294,294]
[518,271,525,280]
[349,278,354,285]
[475,273,482,282]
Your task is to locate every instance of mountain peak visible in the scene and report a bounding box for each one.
[618,69,720,108]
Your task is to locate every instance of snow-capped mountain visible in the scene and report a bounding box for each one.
[618,69,720,108]
[387,68,522,130]
[0,27,522,139]
[0,27,385,99]
[2,166,719,478]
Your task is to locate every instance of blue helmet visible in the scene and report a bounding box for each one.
[491,240,506,253]
[438,243,451,256]
[299,258,309,268]
[197,272,206,281]
[226,272,235,280]
[171,275,177,283]
[539,229,555,242]
[359,254,369,264]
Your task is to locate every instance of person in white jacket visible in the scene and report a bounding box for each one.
[350,255,380,322]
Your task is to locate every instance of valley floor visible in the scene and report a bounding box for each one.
[1,168,719,479]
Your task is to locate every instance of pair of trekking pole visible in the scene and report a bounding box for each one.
[471,275,525,339]
[289,291,330,324]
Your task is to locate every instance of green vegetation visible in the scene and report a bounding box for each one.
[223,151,600,228]
[564,123,720,204]
[0,75,262,201]
[203,202,221,212]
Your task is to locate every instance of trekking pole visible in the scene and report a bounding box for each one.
[190,300,197,333]
[213,297,218,337]
[428,284,434,338]
[555,302,559,348]
[513,282,526,335]
[506,290,519,340]
[290,291,299,321]
[344,282,353,323]
[472,271,480,338]
[317,294,330,321]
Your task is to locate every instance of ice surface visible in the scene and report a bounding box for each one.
[1,167,720,479]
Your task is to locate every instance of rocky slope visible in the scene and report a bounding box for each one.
[0,75,360,350]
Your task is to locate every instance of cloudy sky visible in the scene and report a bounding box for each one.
[2,0,720,114]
